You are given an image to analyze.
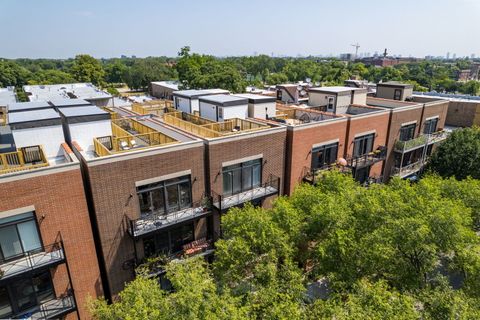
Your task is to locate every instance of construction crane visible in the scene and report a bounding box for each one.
[351,43,360,59]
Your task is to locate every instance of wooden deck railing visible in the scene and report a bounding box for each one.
[132,101,175,116]
[163,112,269,138]
[0,145,49,174]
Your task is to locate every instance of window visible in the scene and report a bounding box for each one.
[327,96,335,111]
[222,159,262,196]
[143,223,194,257]
[353,166,371,184]
[218,107,223,120]
[0,271,54,318]
[424,118,438,134]
[353,134,375,157]
[137,175,192,217]
[312,143,338,170]
[399,123,416,141]
[394,89,402,100]
[0,212,42,262]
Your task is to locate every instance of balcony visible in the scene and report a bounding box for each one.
[212,175,280,211]
[18,287,75,320]
[391,160,424,178]
[303,165,351,185]
[0,242,65,282]
[346,146,387,169]
[427,130,449,144]
[129,198,212,238]
[0,145,49,175]
[394,135,428,153]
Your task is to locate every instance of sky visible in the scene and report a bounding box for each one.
[0,0,478,59]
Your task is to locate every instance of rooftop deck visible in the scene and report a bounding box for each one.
[0,145,49,175]
[272,105,341,125]
[93,118,180,157]
[163,111,270,138]
[131,100,175,117]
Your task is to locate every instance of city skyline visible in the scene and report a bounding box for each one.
[0,0,478,59]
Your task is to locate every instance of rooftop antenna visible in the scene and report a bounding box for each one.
[383,48,388,58]
[351,43,360,59]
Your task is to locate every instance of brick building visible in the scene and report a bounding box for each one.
[0,103,103,319]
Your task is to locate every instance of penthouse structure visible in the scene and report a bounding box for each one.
[0,87,16,126]
[0,102,103,319]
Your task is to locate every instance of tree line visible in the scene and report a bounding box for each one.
[1,47,479,96]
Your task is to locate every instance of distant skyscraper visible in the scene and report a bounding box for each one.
[453,53,457,59]
[446,52,450,59]
[471,54,476,59]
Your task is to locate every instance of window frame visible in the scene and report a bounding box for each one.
[222,159,262,196]
[423,118,438,134]
[393,89,402,100]
[311,142,338,170]
[399,123,416,141]
[353,133,375,157]
[136,175,192,217]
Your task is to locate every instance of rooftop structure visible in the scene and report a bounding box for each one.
[23,83,112,106]
[151,81,179,91]
[7,101,52,113]
[173,88,231,114]
[0,87,16,107]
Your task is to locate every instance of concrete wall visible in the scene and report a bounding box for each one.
[0,165,103,320]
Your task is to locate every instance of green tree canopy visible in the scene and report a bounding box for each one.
[70,54,106,86]
[428,127,480,180]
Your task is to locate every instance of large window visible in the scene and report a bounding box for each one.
[0,212,42,262]
[143,223,194,257]
[222,159,262,196]
[424,118,438,134]
[353,134,374,157]
[0,271,54,318]
[312,143,338,170]
[399,123,416,141]
[137,176,192,217]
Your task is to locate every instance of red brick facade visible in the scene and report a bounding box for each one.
[0,165,103,320]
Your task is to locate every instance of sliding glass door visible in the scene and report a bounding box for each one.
[222,159,262,196]
[0,213,42,262]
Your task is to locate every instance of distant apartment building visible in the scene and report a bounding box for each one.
[414,92,480,127]
[24,83,113,107]
[0,102,103,319]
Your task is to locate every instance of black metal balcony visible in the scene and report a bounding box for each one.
[0,242,65,282]
[17,285,76,320]
[129,197,213,238]
[346,146,387,169]
[212,175,280,211]
[303,165,351,185]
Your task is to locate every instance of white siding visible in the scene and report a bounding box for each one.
[309,92,334,108]
[352,92,367,105]
[199,102,218,121]
[248,102,276,119]
[67,120,113,154]
[12,125,65,158]
[221,104,248,120]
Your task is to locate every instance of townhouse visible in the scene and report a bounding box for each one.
[0,102,103,319]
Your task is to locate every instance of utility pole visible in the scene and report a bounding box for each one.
[351,43,360,60]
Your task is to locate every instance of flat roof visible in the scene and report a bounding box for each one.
[24,83,112,101]
[233,93,276,103]
[199,94,248,106]
[377,81,414,89]
[7,101,52,113]
[151,81,179,90]
[0,87,16,106]
[49,98,92,107]
[309,86,367,94]
[173,88,230,99]
[8,108,61,124]
[58,106,109,118]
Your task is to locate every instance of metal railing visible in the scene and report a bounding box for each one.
[427,130,449,144]
[394,135,428,153]
[212,175,280,211]
[391,161,424,178]
[129,197,213,238]
[303,165,351,185]
[0,242,65,281]
[346,146,387,169]
[0,145,49,175]
[22,287,75,320]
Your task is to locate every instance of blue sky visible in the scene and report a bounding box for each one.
[0,0,478,59]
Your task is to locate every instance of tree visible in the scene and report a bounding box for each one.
[0,60,31,87]
[104,61,128,84]
[459,80,480,96]
[70,54,106,86]
[27,69,75,85]
[428,127,480,180]
[123,58,177,91]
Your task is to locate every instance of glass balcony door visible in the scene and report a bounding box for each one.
[222,159,262,196]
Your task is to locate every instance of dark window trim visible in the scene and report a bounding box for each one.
[222,159,262,196]
[353,133,375,157]
[311,142,338,169]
